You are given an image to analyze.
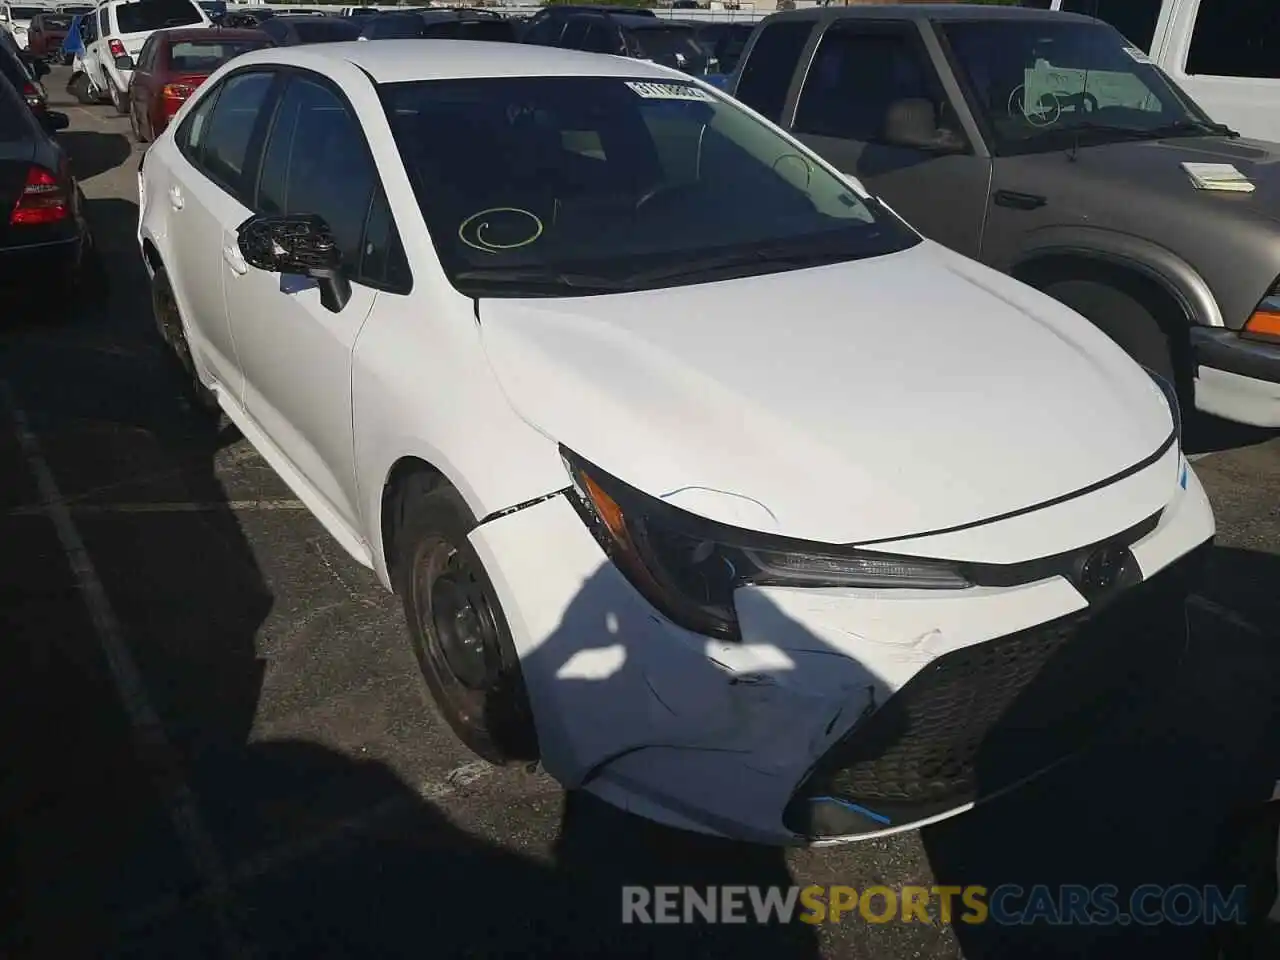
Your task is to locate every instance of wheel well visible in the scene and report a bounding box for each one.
[1014,254,1193,373]
[141,238,163,275]
[380,456,445,580]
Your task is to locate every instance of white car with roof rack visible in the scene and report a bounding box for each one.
[136,39,1214,844]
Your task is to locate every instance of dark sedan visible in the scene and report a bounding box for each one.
[258,14,362,45]
[0,63,93,317]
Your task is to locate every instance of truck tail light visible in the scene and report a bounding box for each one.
[9,165,69,226]
[109,38,126,59]
[21,80,44,109]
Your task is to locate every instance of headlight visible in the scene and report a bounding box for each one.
[1144,366,1181,448]
[561,448,971,640]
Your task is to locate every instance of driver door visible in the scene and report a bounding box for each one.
[222,74,382,535]
[784,20,991,259]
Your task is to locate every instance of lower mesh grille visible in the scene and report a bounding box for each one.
[785,543,1208,836]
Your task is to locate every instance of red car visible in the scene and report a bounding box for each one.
[125,28,269,143]
[25,12,72,60]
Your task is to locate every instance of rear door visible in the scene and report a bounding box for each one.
[162,67,277,402]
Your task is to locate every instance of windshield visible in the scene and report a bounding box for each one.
[169,38,265,71]
[381,76,918,297]
[9,7,44,18]
[114,0,203,33]
[941,19,1216,155]
[40,14,71,28]
[291,18,360,41]
[629,26,707,74]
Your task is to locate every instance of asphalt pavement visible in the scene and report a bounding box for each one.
[1,68,1278,959]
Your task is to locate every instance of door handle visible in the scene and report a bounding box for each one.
[222,244,247,275]
[993,189,1046,210]
[167,185,183,210]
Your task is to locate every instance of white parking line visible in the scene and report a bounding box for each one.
[0,382,248,959]
[1187,452,1218,463]
[1188,594,1265,636]
[6,499,307,517]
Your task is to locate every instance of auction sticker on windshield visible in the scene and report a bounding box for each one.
[625,81,712,101]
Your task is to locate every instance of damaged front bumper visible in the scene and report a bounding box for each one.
[468,462,1214,846]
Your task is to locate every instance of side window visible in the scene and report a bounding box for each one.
[733,20,813,124]
[1060,0,1161,52]
[1185,0,1280,80]
[560,17,590,50]
[201,71,275,194]
[136,36,156,71]
[254,77,376,276]
[793,24,963,146]
[523,15,562,46]
[582,22,616,55]
[176,83,220,159]
[359,187,411,292]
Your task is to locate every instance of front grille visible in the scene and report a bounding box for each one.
[784,543,1209,837]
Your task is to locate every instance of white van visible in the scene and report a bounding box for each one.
[1029,1,1280,144]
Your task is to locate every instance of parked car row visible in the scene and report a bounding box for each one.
[0,10,94,319]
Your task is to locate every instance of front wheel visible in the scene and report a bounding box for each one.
[394,478,539,765]
[1040,278,1177,385]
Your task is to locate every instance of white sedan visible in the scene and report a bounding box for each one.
[137,40,1214,845]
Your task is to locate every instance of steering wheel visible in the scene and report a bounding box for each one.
[634,179,701,213]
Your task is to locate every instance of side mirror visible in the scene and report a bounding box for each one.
[237,213,352,313]
[883,98,966,154]
[32,59,50,78]
[114,54,134,70]
[41,110,69,133]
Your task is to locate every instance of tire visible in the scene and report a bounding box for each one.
[393,476,538,765]
[151,267,218,415]
[108,76,128,115]
[129,101,147,143]
[1040,278,1177,384]
[67,71,95,106]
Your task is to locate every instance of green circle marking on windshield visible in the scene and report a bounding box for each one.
[458,208,544,254]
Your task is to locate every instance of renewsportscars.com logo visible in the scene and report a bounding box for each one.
[622,884,1250,927]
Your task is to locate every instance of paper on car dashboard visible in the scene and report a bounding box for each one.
[1022,62,1159,115]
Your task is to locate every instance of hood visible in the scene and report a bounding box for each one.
[1022,135,1280,226]
[478,242,1175,546]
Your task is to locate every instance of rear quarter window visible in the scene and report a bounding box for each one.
[113,0,203,35]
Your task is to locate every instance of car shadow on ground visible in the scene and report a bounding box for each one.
[4,130,1276,959]
[58,130,132,184]
[1,193,822,957]
[1184,411,1278,458]
[924,544,1280,960]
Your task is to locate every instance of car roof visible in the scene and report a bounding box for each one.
[226,38,691,84]
[157,25,266,43]
[766,3,1097,25]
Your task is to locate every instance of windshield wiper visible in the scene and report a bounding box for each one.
[622,245,861,286]
[453,268,628,294]
[1147,118,1240,139]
